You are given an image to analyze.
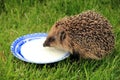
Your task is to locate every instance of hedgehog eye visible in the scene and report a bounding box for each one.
[48,37,55,42]
[60,31,66,41]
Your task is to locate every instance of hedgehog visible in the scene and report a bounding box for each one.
[43,11,115,60]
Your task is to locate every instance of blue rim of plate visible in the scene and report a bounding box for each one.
[10,33,70,64]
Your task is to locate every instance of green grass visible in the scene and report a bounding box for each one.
[0,0,120,80]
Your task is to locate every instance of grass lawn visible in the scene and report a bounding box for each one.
[0,0,120,80]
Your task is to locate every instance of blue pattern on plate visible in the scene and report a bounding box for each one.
[11,33,47,62]
[10,33,70,64]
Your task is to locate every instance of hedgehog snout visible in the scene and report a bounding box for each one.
[43,40,50,47]
[43,36,55,47]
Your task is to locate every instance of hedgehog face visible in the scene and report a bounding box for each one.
[43,24,67,50]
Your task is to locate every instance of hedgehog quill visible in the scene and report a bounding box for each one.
[43,11,115,60]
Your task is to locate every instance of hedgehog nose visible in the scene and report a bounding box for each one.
[43,41,50,47]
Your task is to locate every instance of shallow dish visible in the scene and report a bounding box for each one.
[11,33,70,64]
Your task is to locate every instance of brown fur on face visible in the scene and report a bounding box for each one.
[43,20,72,52]
[43,11,115,60]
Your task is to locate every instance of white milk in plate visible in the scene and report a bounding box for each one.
[21,37,67,63]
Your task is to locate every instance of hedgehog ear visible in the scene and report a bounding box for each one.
[60,31,66,41]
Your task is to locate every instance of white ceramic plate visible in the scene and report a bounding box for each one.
[11,33,70,64]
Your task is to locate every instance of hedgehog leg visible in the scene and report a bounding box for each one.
[70,50,80,61]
